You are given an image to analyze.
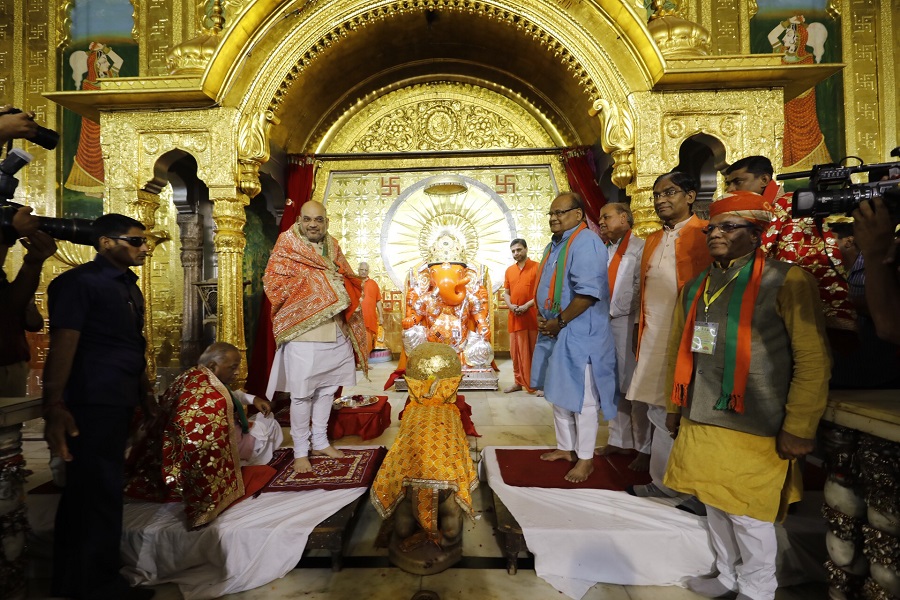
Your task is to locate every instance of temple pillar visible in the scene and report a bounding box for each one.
[134,188,162,388]
[177,212,204,368]
[627,187,660,239]
[210,188,249,386]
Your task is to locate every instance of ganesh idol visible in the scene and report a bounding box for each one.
[401,233,495,373]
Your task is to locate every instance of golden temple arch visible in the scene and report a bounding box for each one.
[33,0,861,384]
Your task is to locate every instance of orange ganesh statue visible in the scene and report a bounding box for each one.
[401,233,494,370]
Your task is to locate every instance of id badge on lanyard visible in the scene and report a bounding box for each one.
[691,321,718,355]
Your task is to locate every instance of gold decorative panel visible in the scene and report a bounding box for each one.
[315,162,564,353]
[148,184,185,372]
[628,88,783,236]
[324,81,560,153]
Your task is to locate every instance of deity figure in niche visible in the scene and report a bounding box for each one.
[401,233,493,370]
[768,14,833,169]
[65,42,123,198]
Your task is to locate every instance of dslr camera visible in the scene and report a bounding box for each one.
[0,107,60,150]
[1,147,96,246]
[777,147,900,221]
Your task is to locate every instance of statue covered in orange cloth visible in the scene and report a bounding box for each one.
[401,233,493,369]
[371,342,478,574]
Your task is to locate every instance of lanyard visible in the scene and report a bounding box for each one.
[702,268,742,318]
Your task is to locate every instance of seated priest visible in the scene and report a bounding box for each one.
[371,342,478,574]
[125,342,283,528]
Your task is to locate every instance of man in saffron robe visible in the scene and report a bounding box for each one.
[502,238,539,394]
[595,202,648,462]
[125,342,283,528]
[263,201,367,474]
[626,172,711,493]
[664,191,830,600]
[358,261,383,356]
[531,192,618,483]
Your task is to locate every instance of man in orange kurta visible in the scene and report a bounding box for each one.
[359,262,383,355]
[503,238,539,394]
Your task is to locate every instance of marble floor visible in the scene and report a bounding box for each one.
[21,359,826,600]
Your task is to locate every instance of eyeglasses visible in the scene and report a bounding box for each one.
[547,206,581,218]
[701,223,757,235]
[107,236,148,248]
[652,189,684,200]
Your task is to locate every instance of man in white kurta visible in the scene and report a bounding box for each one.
[626,172,711,494]
[596,203,648,460]
[264,201,367,473]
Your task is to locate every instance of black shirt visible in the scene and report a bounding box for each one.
[48,254,146,407]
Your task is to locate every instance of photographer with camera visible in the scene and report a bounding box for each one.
[0,230,56,396]
[0,105,40,246]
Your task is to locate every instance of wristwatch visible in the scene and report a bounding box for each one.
[557,315,567,329]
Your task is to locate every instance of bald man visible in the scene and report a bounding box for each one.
[264,201,368,473]
[358,261,383,355]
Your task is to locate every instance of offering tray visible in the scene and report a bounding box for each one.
[333,394,379,409]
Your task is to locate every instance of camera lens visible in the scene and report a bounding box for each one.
[38,216,96,246]
[31,125,60,151]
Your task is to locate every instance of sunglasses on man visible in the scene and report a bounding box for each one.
[107,236,148,247]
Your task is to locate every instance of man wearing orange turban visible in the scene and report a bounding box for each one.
[663,191,831,600]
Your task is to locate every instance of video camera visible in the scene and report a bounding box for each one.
[0,148,96,246]
[777,147,900,221]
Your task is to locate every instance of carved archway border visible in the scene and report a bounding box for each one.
[219,0,658,125]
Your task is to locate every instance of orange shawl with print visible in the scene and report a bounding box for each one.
[263,226,367,374]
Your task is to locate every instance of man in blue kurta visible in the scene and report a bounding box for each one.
[531,192,618,482]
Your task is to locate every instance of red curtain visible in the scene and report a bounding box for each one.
[561,146,607,230]
[245,155,317,396]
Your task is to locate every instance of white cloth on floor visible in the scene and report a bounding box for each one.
[26,465,371,599]
[482,446,715,599]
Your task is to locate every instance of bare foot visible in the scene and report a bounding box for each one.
[293,457,313,473]
[595,444,629,456]
[312,445,345,459]
[540,449,576,462]
[503,384,523,393]
[534,390,544,397]
[565,459,594,483]
[628,452,650,472]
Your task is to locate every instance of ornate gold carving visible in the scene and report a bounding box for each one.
[167,0,224,75]
[237,108,279,197]
[627,88,782,236]
[324,81,559,153]
[589,99,635,189]
[647,11,711,58]
[210,189,249,385]
[56,0,73,50]
[314,159,564,354]
[263,0,606,116]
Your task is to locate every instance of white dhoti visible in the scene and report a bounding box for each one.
[267,330,357,457]
[607,314,650,453]
[706,505,778,600]
[552,363,600,460]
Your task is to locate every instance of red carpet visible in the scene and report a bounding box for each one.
[260,447,386,492]
[495,449,653,490]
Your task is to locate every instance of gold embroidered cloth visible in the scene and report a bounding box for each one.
[125,366,244,528]
[371,375,478,539]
